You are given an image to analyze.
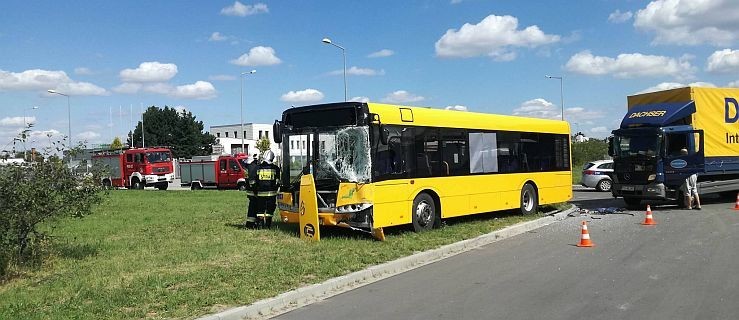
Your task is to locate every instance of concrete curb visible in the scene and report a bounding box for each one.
[199,206,577,320]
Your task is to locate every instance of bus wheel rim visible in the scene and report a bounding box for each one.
[416,201,432,226]
[523,190,533,211]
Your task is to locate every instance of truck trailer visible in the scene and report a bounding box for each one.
[179,154,250,190]
[92,147,175,190]
[609,87,739,208]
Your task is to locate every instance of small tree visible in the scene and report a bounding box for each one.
[0,135,104,279]
[110,137,124,150]
[256,137,271,155]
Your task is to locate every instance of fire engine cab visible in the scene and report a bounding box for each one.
[92,147,175,190]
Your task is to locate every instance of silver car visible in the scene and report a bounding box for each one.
[581,160,614,191]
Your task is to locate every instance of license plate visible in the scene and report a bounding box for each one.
[622,186,635,191]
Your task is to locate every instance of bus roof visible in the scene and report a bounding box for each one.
[367,103,570,134]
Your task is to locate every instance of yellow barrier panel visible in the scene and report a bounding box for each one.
[299,174,320,241]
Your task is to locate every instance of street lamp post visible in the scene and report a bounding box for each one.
[545,75,564,121]
[322,38,347,101]
[47,89,71,145]
[240,70,256,154]
[23,106,39,160]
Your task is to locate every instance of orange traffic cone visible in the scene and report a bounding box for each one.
[577,221,594,247]
[642,205,657,225]
[734,193,739,210]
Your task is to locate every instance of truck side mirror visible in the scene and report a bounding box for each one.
[273,120,282,144]
[607,136,614,157]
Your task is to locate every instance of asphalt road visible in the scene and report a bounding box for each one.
[274,190,739,320]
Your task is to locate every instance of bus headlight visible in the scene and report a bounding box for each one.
[648,174,656,181]
[335,203,372,213]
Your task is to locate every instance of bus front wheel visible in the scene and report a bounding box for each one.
[520,183,538,215]
[412,193,437,232]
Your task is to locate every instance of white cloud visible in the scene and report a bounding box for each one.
[635,81,717,94]
[590,126,608,133]
[142,83,174,95]
[77,131,101,141]
[608,10,633,23]
[349,96,370,103]
[119,62,178,83]
[329,66,385,76]
[280,89,324,103]
[0,116,36,127]
[170,81,217,100]
[112,83,143,94]
[74,67,93,75]
[706,49,739,73]
[0,69,108,96]
[565,50,694,78]
[445,105,468,111]
[368,49,395,58]
[220,1,268,17]
[729,80,739,87]
[208,74,237,81]
[209,32,228,41]
[382,90,425,104]
[174,105,188,114]
[634,0,739,46]
[230,46,282,66]
[435,14,560,60]
[512,98,560,119]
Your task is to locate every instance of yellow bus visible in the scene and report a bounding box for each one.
[273,102,572,239]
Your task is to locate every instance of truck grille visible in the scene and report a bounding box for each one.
[614,159,655,184]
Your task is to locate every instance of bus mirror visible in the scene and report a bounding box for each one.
[273,120,283,144]
[380,126,389,145]
[607,136,614,157]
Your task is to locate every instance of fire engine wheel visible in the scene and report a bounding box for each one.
[238,183,247,191]
[102,179,112,189]
[191,183,202,190]
[412,193,437,232]
[156,183,168,191]
[131,179,144,190]
[520,183,538,215]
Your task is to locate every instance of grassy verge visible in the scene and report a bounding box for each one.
[572,164,583,185]
[1,191,560,319]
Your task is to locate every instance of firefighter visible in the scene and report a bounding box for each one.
[255,150,280,229]
[244,154,261,229]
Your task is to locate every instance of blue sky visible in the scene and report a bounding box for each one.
[2,0,739,151]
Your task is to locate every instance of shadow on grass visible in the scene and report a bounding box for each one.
[54,243,98,260]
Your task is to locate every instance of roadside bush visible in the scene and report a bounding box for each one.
[0,139,104,279]
[572,139,608,167]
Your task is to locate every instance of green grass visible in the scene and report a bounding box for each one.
[1,191,557,319]
[572,163,583,185]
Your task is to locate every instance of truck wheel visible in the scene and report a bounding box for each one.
[623,197,641,210]
[596,179,612,192]
[131,179,144,190]
[520,183,538,215]
[102,179,112,190]
[156,183,168,191]
[191,182,202,190]
[411,193,437,232]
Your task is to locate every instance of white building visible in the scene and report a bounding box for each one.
[209,123,280,157]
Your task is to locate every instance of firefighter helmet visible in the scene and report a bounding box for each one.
[262,150,275,164]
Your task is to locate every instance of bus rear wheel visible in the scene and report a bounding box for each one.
[520,183,538,215]
[412,193,437,232]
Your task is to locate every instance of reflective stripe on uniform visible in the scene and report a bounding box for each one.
[256,191,278,196]
[256,213,274,218]
[246,217,256,222]
[244,191,255,196]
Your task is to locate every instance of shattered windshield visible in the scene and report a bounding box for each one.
[614,134,661,157]
[316,127,371,183]
[285,126,371,186]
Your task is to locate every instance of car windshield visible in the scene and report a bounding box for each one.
[613,134,660,158]
[146,151,171,163]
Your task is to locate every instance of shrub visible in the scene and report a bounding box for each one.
[0,138,104,279]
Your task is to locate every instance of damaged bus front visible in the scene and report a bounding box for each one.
[273,102,384,237]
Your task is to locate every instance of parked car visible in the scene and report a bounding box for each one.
[581,160,613,191]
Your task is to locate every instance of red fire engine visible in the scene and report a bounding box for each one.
[179,154,250,190]
[92,147,175,190]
